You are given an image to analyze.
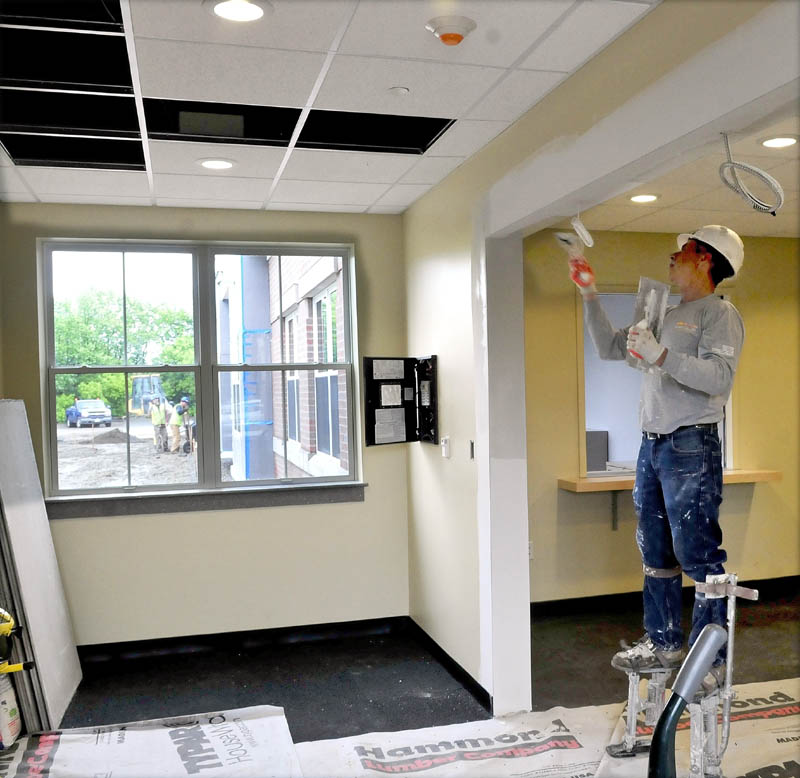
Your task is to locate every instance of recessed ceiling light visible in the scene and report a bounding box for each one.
[203,0,270,23]
[630,194,658,203]
[761,136,797,149]
[198,158,235,170]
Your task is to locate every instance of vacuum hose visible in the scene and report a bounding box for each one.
[648,624,728,778]
[719,132,784,215]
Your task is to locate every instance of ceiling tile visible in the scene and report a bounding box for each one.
[281,149,418,183]
[605,184,722,209]
[153,173,270,201]
[425,119,509,157]
[135,38,326,106]
[372,184,432,208]
[339,0,571,68]
[270,180,389,206]
[149,141,286,179]
[727,119,800,159]
[314,55,503,118]
[466,69,565,121]
[572,203,651,230]
[768,158,798,192]
[37,194,153,206]
[675,186,785,213]
[130,0,357,52]
[617,206,798,238]
[519,0,651,73]
[156,199,263,210]
[267,202,367,213]
[17,168,150,197]
[399,156,463,184]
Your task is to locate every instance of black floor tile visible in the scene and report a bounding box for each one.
[61,577,799,742]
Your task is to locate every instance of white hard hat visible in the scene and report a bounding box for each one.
[677,225,744,278]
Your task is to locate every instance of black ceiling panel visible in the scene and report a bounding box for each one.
[0,0,123,32]
[0,90,139,136]
[0,27,132,92]
[297,110,454,155]
[1,133,144,170]
[144,99,302,147]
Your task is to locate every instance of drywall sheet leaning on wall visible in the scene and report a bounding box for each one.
[296,702,623,777]
[0,705,301,777]
[595,677,800,777]
[0,400,81,729]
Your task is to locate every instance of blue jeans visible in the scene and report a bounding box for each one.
[633,425,727,661]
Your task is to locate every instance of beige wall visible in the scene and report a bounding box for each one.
[0,202,410,644]
[0,0,784,670]
[524,229,800,601]
[402,0,782,681]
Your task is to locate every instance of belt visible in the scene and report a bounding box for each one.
[643,423,718,440]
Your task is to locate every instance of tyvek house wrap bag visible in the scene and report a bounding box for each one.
[0,705,303,777]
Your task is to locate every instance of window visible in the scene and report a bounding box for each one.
[313,285,341,460]
[44,242,356,496]
[285,315,300,443]
[581,292,732,475]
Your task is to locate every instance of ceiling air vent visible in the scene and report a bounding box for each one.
[178,111,245,139]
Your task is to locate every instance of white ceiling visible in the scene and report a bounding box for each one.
[0,0,797,237]
[0,0,660,213]
[558,114,799,239]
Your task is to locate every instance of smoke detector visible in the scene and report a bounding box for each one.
[425,15,476,46]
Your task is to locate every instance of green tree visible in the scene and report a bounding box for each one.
[54,292,122,366]
[160,336,195,405]
[54,293,193,367]
[53,294,194,415]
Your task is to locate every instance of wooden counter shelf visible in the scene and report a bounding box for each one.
[557,470,782,530]
[558,469,781,493]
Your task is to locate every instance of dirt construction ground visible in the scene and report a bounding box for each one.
[56,416,197,490]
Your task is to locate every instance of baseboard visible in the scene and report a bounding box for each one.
[403,619,492,714]
[77,615,493,714]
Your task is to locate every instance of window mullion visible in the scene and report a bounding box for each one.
[196,247,217,488]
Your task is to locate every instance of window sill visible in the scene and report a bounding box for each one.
[45,482,367,520]
[557,469,782,493]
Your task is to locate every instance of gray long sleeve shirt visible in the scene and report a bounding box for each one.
[584,294,744,433]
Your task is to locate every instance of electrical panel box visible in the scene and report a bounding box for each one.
[363,355,438,446]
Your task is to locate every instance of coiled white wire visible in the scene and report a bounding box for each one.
[719,132,784,215]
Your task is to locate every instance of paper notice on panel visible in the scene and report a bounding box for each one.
[375,408,406,444]
[404,387,414,402]
[380,384,402,407]
[419,380,431,407]
[373,359,405,380]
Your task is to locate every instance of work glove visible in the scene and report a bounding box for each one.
[568,257,597,296]
[627,323,666,364]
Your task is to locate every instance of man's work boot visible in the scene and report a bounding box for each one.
[611,635,684,672]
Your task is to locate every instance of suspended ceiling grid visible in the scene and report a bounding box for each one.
[0,0,660,213]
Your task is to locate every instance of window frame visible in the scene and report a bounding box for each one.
[577,287,735,477]
[41,239,359,500]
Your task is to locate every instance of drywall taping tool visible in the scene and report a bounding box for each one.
[554,232,595,289]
